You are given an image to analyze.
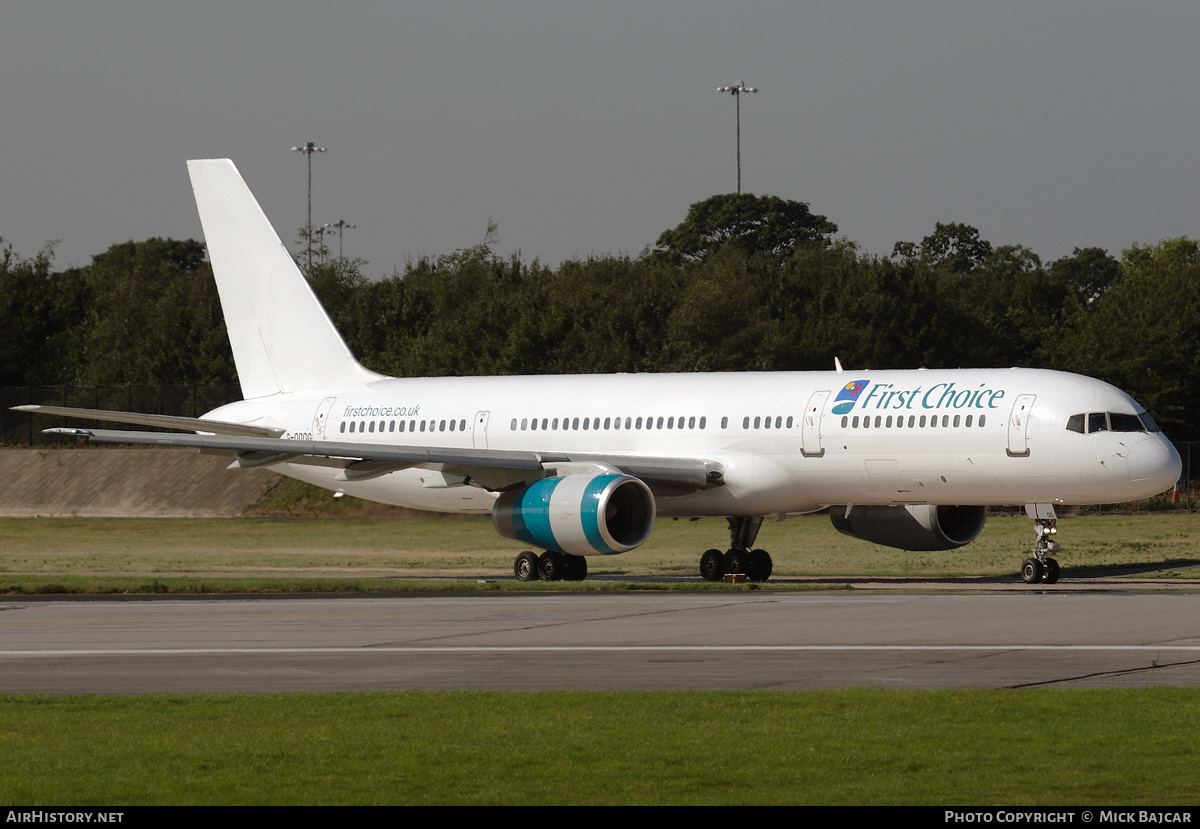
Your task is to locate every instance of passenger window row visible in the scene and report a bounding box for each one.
[340,418,468,435]
[508,413,809,432]
[742,415,795,429]
[511,415,708,431]
[841,413,987,429]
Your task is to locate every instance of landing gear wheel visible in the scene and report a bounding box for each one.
[724,548,749,577]
[1024,505,1062,588]
[1042,558,1060,584]
[563,554,588,581]
[1021,557,1044,585]
[514,551,540,582]
[538,551,565,582]
[749,549,773,583]
[700,549,725,582]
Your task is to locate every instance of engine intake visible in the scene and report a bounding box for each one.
[829,504,986,551]
[492,474,656,556]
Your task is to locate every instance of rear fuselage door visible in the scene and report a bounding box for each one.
[312,396,337,439]
[473,411,490,450]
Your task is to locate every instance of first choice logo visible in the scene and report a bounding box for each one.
[832,380,1006,416]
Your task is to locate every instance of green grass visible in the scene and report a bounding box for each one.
[3,514,1199,805]
[0,513,1197,594]
[1,689,1198,805]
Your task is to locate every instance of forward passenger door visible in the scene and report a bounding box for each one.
[802,390,830,458]
[1007,394,1036,457]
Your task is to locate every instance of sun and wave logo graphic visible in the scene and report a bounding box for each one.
[831,380,869,415]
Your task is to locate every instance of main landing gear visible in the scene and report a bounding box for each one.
[513,550,588,582]
[699,516,773,583]
[1021,503,1061,585]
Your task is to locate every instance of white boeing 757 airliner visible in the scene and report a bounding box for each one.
[17,159,1183,585]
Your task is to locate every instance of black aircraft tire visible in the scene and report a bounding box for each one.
[725,549,748,576]
[1042,558,1060,584]
[700,549,725,582]
[750,549,773,582]
[538,551,565,582]
[1021,557,1044,584]
[514,551,540,582]
[564,554,588,581]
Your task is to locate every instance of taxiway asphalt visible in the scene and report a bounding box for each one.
[2,590,1199,693]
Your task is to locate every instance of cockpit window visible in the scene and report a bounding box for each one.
[1069,411,1157,434]
[1109,413,1144,432]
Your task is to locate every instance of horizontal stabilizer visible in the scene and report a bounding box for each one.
[13,405,284,437]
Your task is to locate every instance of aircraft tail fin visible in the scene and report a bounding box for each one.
[187,158,383,400]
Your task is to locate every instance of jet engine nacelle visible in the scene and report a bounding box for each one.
[829,504,987,551]
[492,474,656,556]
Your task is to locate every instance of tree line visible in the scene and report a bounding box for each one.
[3,193,1198,439]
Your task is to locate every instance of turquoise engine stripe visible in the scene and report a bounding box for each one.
[513,477,562,553]
[580,474,621,554]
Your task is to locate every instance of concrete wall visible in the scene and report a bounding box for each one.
[0,448,278,518]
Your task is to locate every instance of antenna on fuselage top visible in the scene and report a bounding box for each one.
[834,357,844,373]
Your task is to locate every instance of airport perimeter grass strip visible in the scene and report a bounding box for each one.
[0,575,849,595]
[3,514,1199,582]
[1,689,1198,806]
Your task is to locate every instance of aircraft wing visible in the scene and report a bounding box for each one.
[40,426,725,493]
[12,405,285,437]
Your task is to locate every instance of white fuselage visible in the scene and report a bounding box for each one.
[205,367,1182,517]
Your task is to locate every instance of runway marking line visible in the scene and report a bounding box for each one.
[4,645,1200,657]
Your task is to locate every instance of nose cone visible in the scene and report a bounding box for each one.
[1127,435,1182,492]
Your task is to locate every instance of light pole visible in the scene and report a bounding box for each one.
[312,225,334,262]
[291,142,326,267]
[323,220,356,260]
[717,82,756,194]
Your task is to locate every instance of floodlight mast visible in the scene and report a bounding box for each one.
[323,220,356,260]
[717,82,757,194]
[312,225,334,263]
[291,142,326,268]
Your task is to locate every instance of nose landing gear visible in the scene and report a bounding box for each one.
[1022,503,1061,584]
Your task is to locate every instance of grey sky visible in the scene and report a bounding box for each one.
[3,2,1198,276]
